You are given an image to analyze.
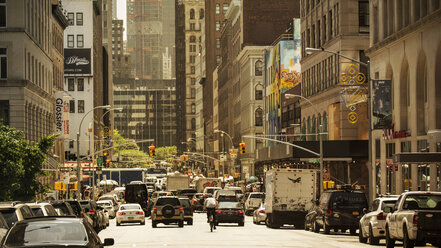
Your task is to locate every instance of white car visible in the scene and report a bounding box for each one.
[245,192,264,215]
[97,200,116,219]
[359,196,399,245]
[253,202,266,224]
[103,209,110,226]
[27,203,58,217]
[116,204,145,226]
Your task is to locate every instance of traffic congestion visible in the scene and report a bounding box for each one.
[0,168,440,247]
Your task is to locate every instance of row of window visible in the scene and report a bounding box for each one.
[67,34,84,48]
[215,3,229,15]
[67,12,83,26]
[301,54,339,97]
[0,0,5,28]
[69,99,85,114]
[189,8,204,20]
[67,78,85,91]
[0,48,6,79]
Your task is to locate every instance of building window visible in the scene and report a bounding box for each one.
[216,21,220,31]
[191,88,195,98]
[190,9,195,19]
[190,45,196,52]
[190,23,195,30]
[68,78,75,91]
[255,84,263,100]
[77,35,84,48]
[216,38,220,49]
[77,78,84,91]
[69,100,75,113]
[255,60,263,76]
[69,140,74,149]
[191,66,195,74]
[199,8,204,19]
[216,4,220,14]
[255,108,263,126]
[190,55,195,63]
[190,35,196,43]
[0,0,6,28]
[0,48,6,79]
[222,3,229,14]
[191,78,195,85]
[78,100,85,113]
[0,100,9,125]
[67,12,74,26]
[76,12,83,26]
[191,103,196,114]
[216,55,221,65]
[191,118,196,130]
[67,35,74,48]
[359,1,369,33]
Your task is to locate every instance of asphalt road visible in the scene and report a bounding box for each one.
[98,213,432,248]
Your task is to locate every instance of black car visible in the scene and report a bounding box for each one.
[66,200,86,218]
[312,189,368,235]
[50,201,76,217]
[179,198,193,225]
[215,201,244,226]
[125,183,149,215]
[79,200,105,232]
[0,217,114,248]
[177,189,197,199]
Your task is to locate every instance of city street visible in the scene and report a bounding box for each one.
[99,213,388,248]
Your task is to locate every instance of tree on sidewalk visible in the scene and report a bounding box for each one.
[0,123,56,201]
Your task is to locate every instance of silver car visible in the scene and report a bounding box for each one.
[252,202,266,224]
[116,204,145,226]
[359,196,399,245]
[97,200,116,219]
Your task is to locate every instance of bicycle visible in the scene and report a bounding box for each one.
[209,212,215,232]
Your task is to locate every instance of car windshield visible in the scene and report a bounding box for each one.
[156,198,180,206]
[5,222,88,246]
[120,205,140,210]
[403,194,441,210]
[68,203,81,216]
[179,199,191,208]
[250,194,264,199]
[331,192,367,210]
[98,202,112,207]
[0,209,18,227]
[381,200,397,210]
[218,195,237,202]
[218,202,241,209]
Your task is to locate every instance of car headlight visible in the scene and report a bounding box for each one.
[333,213,340,218]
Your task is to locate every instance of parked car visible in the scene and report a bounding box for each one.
[151,196,184,228]
[312,188,368,235]
[359,195,399,245]
[96,206,107,231]
[216,201,244,226]
[385,191,441,248]
[50,201,76,217]
[116,203,145,226]
[98,194,119,211]
[252,202,266,225]
[179,198,193,225]
[0,217,114,247]
[0,203,34,227]
[245,192,264,215]
[97,200,116,218]
[27,202,58,217]
[103,209,110,226]
[0,212,8,241]
[79,200,106,232]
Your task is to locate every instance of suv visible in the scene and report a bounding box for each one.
[27,203,58,217]
[0,203,34,227]
[79,200,105,231]
[312,189,368,235]
[151,196,184,228]
[179,198,193,225]
[50,201,75,217]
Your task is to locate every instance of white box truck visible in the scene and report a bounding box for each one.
[165,175,190,191]
[195,178,222,193]
[265,168,318,228]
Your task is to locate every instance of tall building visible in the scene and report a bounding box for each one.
[366,1,441,197]
[63,0,105,160]
[113,78,176,150]
[175,0,205,153]
[112,19,133,78]
[127,0,175,80]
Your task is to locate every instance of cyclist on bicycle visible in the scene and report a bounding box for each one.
[204,196,217,229]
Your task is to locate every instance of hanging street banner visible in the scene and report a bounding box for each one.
[372,79,392,129]
[55,92,70,138]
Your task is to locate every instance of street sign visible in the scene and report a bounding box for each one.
[220,155,227,161]
[97,157,103,167]
[322,173,330,181]
[308,158,320,163]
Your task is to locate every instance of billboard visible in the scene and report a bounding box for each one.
[372,79,392,129]
[64,48,91,74]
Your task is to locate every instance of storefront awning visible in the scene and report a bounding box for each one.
[393,152,441,163]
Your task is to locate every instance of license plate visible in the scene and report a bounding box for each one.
[228,212,233,215]
[352,211,359,215]
[128,217,134,220]
[156,216,163,220]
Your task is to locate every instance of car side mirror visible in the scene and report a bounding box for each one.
[383,206,392,213]
[103,238,114,246]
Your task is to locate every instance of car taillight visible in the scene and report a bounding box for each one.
[237,210,243,214]
[118,212,124,216]
[180,207,183,213]
[376,212,386,220]
[153,207,157,213]
[328,209,332,215]
[88,210,95,214]
[138,211,144,215]
[216,210,224,214]
[259,210,265,214]
[413,214,418,225]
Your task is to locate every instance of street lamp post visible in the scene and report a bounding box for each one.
[214,129,234,178]
[285,94,324,193]
[304,47,371,200]
[76,105,111,199]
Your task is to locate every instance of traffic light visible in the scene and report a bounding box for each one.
[106,159,111,168]
[149,145,156,157]
[240,142,246,154]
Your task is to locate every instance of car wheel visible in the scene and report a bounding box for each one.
[313,220,320,233]
[116,222,120,226]
[178,220,184,228]
[141,221,145,225]
[385,226,395,248]
[403,225,414,248]
[369,225,379,245]
[323,221,331,234]
[350,228,357,235]
[187,219,193,225]
[359,224,367,243]
[239,221,244,227]
[152,220,157,228]
[304,220,309,231]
